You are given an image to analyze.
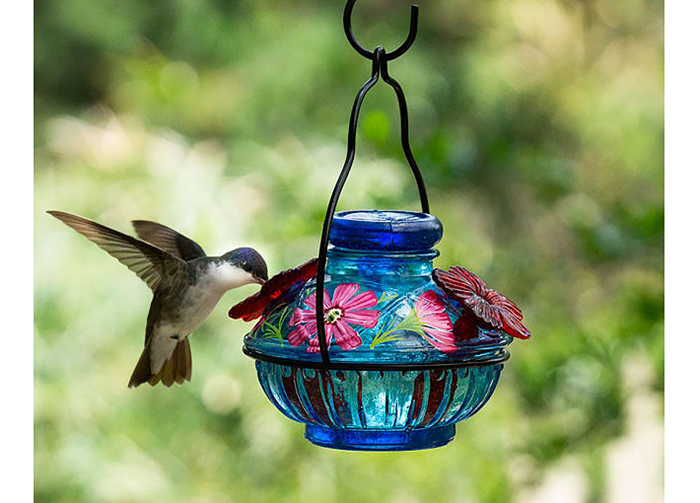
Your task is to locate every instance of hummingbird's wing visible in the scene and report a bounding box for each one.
[131,220,206,261]
[48,211,186,292]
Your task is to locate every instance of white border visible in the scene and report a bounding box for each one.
[666,2,699,501]
[1,2,33,502]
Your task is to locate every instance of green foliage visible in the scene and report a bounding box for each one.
[35,0,663,501]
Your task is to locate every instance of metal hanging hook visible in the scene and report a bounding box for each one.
[343,0,419,61]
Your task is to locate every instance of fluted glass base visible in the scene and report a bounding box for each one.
[304,424,456,451]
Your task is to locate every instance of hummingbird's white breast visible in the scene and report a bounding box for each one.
[175,262,253,334]
[148,262,255,373]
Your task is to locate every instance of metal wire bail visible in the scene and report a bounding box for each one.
[315,0,430,368]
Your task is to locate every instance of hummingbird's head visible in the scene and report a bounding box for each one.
[220,247,268,286]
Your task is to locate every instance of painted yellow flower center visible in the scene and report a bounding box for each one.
[324,307,344,324]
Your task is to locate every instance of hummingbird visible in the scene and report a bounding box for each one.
[48,211,268,388]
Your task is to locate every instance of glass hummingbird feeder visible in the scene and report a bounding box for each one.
[229,0,531,451]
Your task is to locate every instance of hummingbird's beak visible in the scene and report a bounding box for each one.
[255,276,266,286]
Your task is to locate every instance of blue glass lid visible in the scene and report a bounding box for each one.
[329,210,443,252]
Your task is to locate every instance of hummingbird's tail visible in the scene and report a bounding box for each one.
[128,337,192,388]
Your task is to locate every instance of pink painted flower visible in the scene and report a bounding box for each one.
[414,290,457,352]
[288,284,379,353]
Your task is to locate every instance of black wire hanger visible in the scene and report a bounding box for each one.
[314,0,431,368]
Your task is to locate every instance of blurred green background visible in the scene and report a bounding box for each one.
[34,0,663,502]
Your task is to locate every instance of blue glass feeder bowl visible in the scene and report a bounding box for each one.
[243,210,512,451]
